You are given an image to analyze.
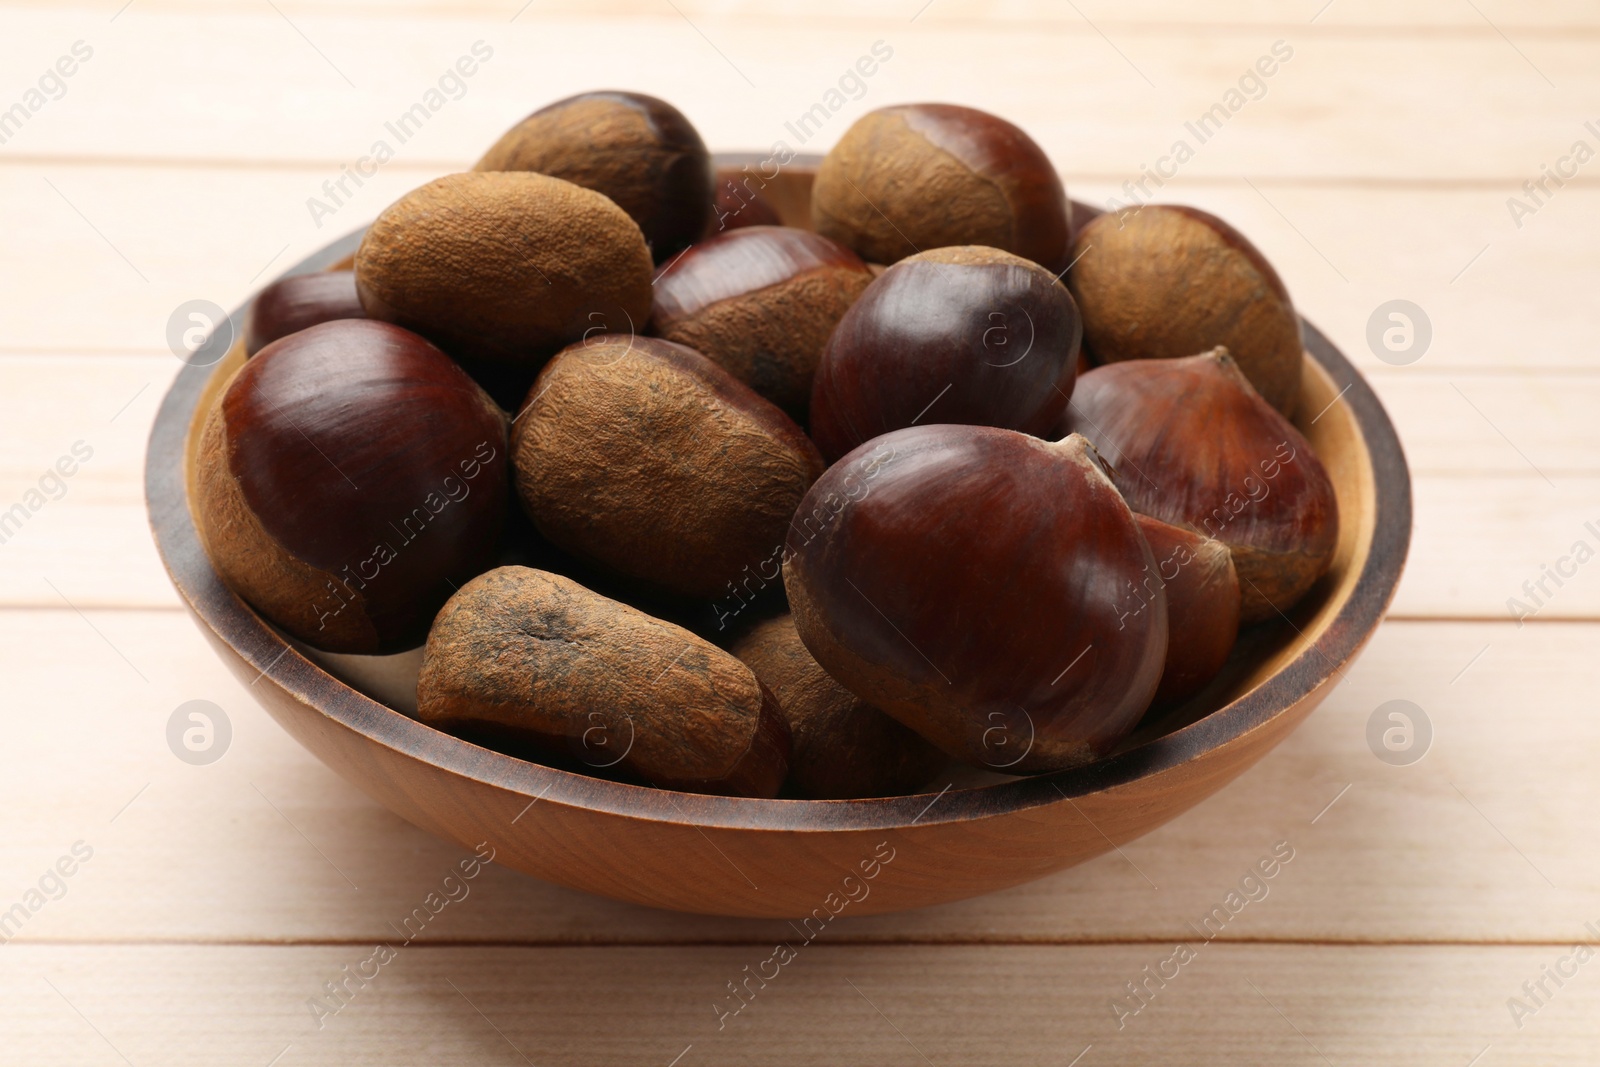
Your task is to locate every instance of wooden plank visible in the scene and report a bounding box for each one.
[0,164,441,358]
[1404,476,1600,620]
[1368,369,1600,478]
[0,9,1583,1064]
[1,612,1593,944]
[0,355,181,608]
[6,0,1600,28]
[1,942,1584,1065]
[0,9,1590,181]
[10,0,1600,26]
[2,165,1594,387]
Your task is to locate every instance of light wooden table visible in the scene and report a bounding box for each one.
[3,2,1596,1063]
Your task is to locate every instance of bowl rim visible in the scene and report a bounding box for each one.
[145,173,1413,835]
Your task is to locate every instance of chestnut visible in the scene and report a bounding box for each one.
[1068,204,1304,415]
[512,335,825,601]
[784,426,1166,773]
[811,103,1071,270]
[193,319,509,654]
[1068,198,1105,239]
[1133,513,1240,708]
[1059,348,1338,622]
[418,567,790,798]
[710,166,783,233]
[474,91,712,262]
[808,245,1081,463]
[650,226,874,422]
[244,270,365,356]
[355,171,653,364]
[733,614,946,799]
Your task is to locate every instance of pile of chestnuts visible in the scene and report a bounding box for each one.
[194,91,1339,800]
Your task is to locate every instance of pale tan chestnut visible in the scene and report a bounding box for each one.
[511,336,825,601]
[733,614,945,799]
[474,91,712,263]
[355,172,653,364]
[417,567,790,798]
[811,104,1070,270]
[1068,205,1304,415]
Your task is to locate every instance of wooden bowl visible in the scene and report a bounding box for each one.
[146,157,1411,918]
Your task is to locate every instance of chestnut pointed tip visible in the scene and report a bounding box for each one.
[1050,430,1094,451]
[1047,432,1114,481]
[1194,346,1272,403]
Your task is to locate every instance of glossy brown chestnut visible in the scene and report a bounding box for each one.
[475,91,712,262]
[651,226,873,422]
[512,335,825,602]
[1069,204,1304,415]
[808,245,1081,463]
[1068,198,1105,239]
[784,426,1167,773]
[716,177,784,233]
[1133,513,1241,708]
[193,320,509,654]
[1059,348,1338,622]
[243,270,365,356]
[355,171,654,364]
[732,614,946,799]
[811,103,1071,269]
[713,163,787,233]
[418,567,790,798]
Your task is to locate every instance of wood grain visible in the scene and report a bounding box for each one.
[1,942,1586,1066]
[0,11,1589,181]
[9,0,1600,25]
[4,166,1594,386]
[0,0,1594,1058]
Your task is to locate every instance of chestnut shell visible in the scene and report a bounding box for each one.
[651,225,873,421]
[812,103,1072,270]
[417,567,790,798]
[733,614,946,799]
[511,335,825,602]
[809,246,1082,463]
[244,271,366,356]
[784,426,1166,773]
[1133,513,1241,708]
[1060,348,1338,622]
[710,167,784,233]
[475,90,713,262]
[194,320,509,654]
[1068,204,1304,415]
[355,171,654,365]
